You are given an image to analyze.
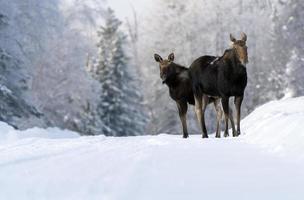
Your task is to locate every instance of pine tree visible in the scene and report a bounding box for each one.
[88,8,147,136]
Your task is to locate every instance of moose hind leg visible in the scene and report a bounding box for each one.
[176,101,188,138]
[194,95,208,138]
[229,106,237,137]
[201,95,209,138]
[214,98,222,138]
[221,97,230,137]
[234,96,243,136]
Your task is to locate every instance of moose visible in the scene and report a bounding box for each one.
[190,32,248,138]
[154,53,235,138]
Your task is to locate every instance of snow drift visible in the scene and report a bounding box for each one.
[0,121,79,142]
[242,96,304,159]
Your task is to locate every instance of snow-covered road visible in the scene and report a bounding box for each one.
[0,134,303,200]
[0,97,304,200]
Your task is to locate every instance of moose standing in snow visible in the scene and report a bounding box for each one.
[190,33,248,138]
[154,53,226,138]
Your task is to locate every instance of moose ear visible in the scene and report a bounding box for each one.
[230,34,236,43]
[168,53,174,62]
[241,32,247,42]
[154,54,163,62]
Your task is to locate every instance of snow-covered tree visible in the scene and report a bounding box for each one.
[278,0,304,96]
[88,8,147,136]
[0,10,46,129]
[20,0,106,135]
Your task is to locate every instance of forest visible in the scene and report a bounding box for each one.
[0,0,303,136]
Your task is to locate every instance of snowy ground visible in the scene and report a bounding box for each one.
[0,97,304,200]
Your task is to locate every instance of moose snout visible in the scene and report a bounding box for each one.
[160,74,167,83]
[242,58,249,65]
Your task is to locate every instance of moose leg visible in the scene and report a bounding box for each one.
[229,107,237,137]
[234,96,243,136]
[214,98,222,138]
[201,95,209,138]
[221,97,230,137]
[194,95,208,138]
[176,101,188,138]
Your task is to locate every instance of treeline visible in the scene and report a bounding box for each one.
[137,0,304,134]
[0,0,147,135]
[0,0,303,136]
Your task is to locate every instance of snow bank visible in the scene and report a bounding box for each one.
[0,121,79,142]
[242,96,304,159]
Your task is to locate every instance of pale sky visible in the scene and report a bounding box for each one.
[107,0,152,20]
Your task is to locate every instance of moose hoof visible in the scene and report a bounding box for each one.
[202,135,208,139]
[215,135,221,138]
[183,134,189,139]
[224,132,229,137]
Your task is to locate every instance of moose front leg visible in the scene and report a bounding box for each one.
[176,101,188,138]
[234,96,243,136]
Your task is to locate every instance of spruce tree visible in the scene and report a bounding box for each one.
[88,8,146,136]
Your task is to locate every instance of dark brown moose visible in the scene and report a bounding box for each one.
[190,33,248,138]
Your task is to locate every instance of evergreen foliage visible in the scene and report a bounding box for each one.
[88,8,147,136]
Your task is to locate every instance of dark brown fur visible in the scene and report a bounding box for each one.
[190,33,248,138]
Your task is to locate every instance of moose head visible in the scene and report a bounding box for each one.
[154,53,175,83]
[230,32,248,65]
